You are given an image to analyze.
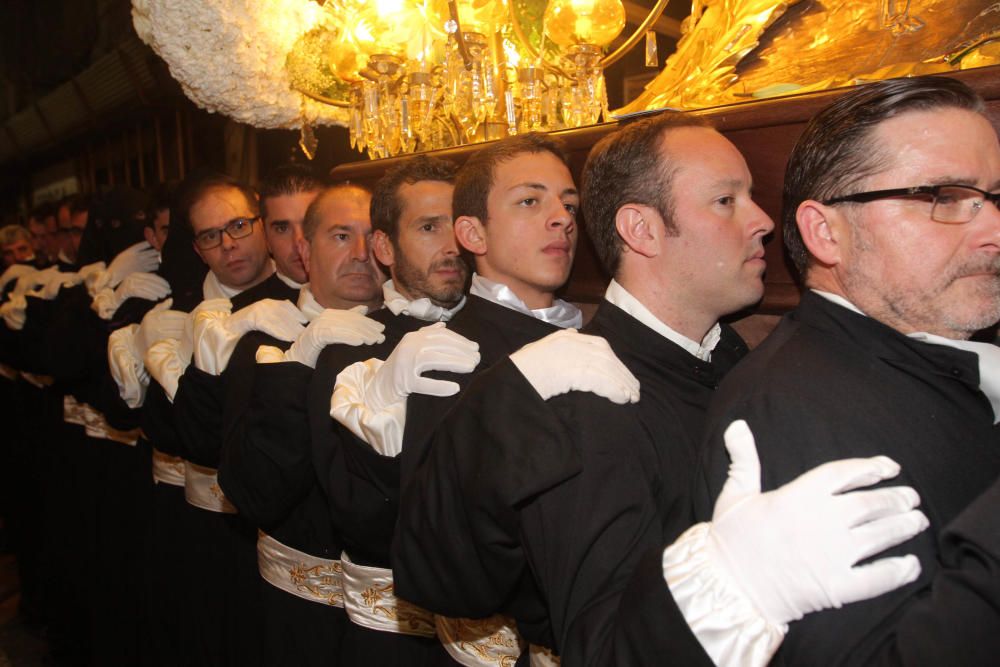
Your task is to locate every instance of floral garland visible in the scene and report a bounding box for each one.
[132,0,349,129]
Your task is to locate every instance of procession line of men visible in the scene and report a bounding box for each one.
[0,74,998,667]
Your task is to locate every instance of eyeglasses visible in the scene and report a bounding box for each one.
[193,216,260,250]
[822,184,1000,224]
[57,227,84,237]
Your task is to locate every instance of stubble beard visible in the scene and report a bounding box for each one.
[394,250,467,308]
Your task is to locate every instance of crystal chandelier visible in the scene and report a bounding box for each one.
[286,0,670,159]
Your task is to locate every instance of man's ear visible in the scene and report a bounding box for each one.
[615,204,660,259]
[296,236,311,271]
[796,200,843,267]
[454,216,487,256]
[372,230,395,268]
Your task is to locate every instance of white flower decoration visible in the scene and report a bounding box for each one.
[132,0,349,129]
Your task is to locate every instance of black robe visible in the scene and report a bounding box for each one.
[308,308,454,666]
[393,295,563,651]
[217,329,349,667]
[165,271,298,667]
[698,291,1000,666]
[394,300,744,664]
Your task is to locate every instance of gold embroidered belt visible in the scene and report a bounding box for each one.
[528,644,561,667]
[151,448,185,487]
[20,371,54,389]
[339,551,437,638]
[257,533,344,607]
[183,462,236,514]
[436,614,529,667]
[63,394,87,426]
[81,402,139,446]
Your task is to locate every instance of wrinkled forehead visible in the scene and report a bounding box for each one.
[866,108,1000,187]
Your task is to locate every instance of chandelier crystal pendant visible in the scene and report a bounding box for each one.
[289,0,669,158]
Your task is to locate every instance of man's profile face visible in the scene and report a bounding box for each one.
[59,209,87,261]
[378,180,467,308]
[263,190,317,285]
[190,186,271,290]
[660,127,774,318]
[472,151,578,309]
[301,189,384,309]
[27,218,45,253]
[42,215,59,259]
[145,209,169,252]
[833,108,1000,339]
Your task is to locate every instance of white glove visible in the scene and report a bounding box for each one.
[143,299,217,402]
[510,328,640,404]
[109,324,148,408]
[283,307,385,368]
[663,420,927,667]
[0,294,27,330]
[145,337,186,402]
[38,270,83,300]
[80,262,108,293]
[91,272,171,320]
[330,323,480,456]
[193,298,307,375]
[12,266,58,298]
[135,299,187,353]
[0,264,38,292]
[89,242,159,294]
[365,322,479,408]
[107,299,189,407]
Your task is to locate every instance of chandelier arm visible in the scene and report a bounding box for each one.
[507,0,571,79]
[448,0,476,70]
[600,0,672,68]
[298,89,351,108]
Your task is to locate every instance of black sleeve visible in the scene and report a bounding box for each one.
[218,359,314,529]
[394,360,716,665]
[172,364,224,466]
[870,476,1000,667]
[141,380,183,457]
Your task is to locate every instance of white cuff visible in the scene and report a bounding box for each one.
[192,308,239,376]
[86,268,111,297]
[92,287,122,320]
[1,295,28,330]
[663,523,785,667]
[255,344,287,365]
[331,359,406,458]
[108,325,149,408]
[145,338,188,402]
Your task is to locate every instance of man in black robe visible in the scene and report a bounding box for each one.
[298,156,479,665]
[391,112,928,666]
[337,133,641,661]
[142,172,303,667]
[698,75,1000,666]
[215,181,386,666]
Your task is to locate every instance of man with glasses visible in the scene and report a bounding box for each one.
[695,75,1000,665]
[142,172,301,667]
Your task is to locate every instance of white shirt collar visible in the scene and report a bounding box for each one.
[605,279,721,362]
[202,271,241,300]
[470,273,582,329]
[276,271,304,290]
[296,285,326,321]
[812,289,1000,424]
[57,250,73,266]
[382,279,465,322]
